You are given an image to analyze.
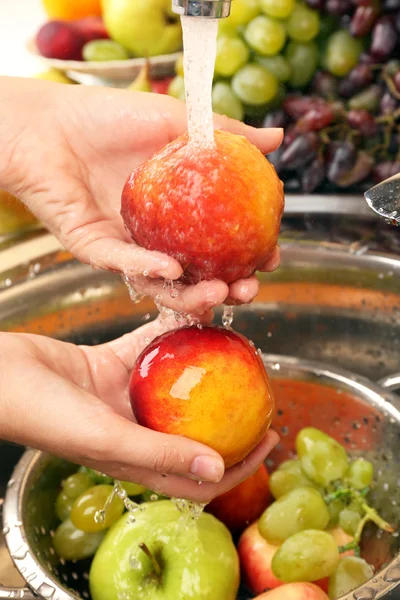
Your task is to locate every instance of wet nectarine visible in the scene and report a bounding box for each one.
[129,325,275,468]
[121,130,284,284]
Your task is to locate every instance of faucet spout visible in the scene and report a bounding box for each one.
[171,0,232,18]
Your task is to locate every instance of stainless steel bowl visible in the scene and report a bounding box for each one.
[1,224,400,599]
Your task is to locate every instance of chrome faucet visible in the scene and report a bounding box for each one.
[171,0,231,17]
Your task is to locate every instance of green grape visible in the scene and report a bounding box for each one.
[285,3,320,42]
[328,498,346,528]
[232,64,279,106]
[278,459,300,471]
[119,481,147,496]
[285,41,318,88]
[62,473,95,499]
[269,460,317,499]
[175,54,184,76]
[272,530,340,583]
[347,459,374,490]
[55,491,75,522]
[328,557,374,599]
[212,82,244,121]
[255,55,292,82]
[258,487,330,545]
[214,36,250,77]
[260,0,294,19]
[225,0,261,27]
[78,467,113,485]
[324,30,363,77]
[53,519,105,562]
[244,16,286,56]
[168,75,186,101]
[70,485,124,533]
[82,40,130,62]
[296,427,349,486]
[339,509,361,536]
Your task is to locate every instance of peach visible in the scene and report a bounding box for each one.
[36,20,86,61]
[206,464,272,534]
[254,583,330,600]
[129,325,274,468]
[75,16,109,42]
[121,130,284,285]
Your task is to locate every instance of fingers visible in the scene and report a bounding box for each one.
[226,276,260,306]
[129,275,229,315]
[213,115,284,155]
[259,246,281,272]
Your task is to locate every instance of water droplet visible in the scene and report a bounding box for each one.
[198,480,203,486]
[38,583,56,599]
[143,270,149,277]
[122,276,144,304]
[142,313,151,322]
[129,555,143,571]
[26,573,37,583]
[353,587,377,600]
[384,564,400,582]
[2,525,10,535]
[4,278,12,287]
[222,306,234,328]
[94,510,105,524]
[150,494,159,501]
[144,337,150,345]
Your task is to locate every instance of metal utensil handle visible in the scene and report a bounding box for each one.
[0,500,36,600]
[378,373,400,393]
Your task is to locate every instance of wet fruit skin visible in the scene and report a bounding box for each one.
[121,130,284,285]
[129,325,275,468]
[206,464,272,534]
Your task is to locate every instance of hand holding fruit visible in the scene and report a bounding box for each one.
[0,77,283,314]
[0,315,279,502]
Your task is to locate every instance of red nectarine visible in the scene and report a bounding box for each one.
[254,582,329,600]
[121,130,284,285]
[36,20,86,60]
[238,521,283,594]
[206,464,271,534]
[129,325,275,468]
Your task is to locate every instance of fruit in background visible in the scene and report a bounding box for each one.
[260,0,295,20]
[254,583,330,600]
[42,0,101,20]
[102,0,182,57]
[346,458,374,490]
[206,464,271,534]
[36,20,86,60]
[328,557,374,598]
[212,82,244,121]
[53,519,105,561]
[233,63,279,106]
[89,500,240,600]
[268,459,319,499]
[0,190,39,236]
[323,30,363,77]
[83,40,130,62]
[55,472,95,521]
[119,481,146,496]
[238,521,283,594]
[219,0,261,35]
[35,69,76,83]
[129,326,275,468]
[244,16,286,56]
[167,75,185,100]
[70,485,124,532]
[272,530,340,583]
[285,41,319,88]
[121,129,284,285]
[258,487,330,545]
[286,3,320,42]
[75,17,110,42]
[214,36,250,77]
[296,427,349,486]
[128,62,152,92]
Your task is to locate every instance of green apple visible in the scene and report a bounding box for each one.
[90,500,240,600]
[102,0,182,57]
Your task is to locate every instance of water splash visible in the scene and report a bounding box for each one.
[222,306,234,328]
[122,275,144,304]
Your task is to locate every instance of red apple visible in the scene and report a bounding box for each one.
[36,20,86,60]
[74,16,109,42]
[238,522,283,594]
[129,325,275,469]
[254,582,330,600]
[121,129,284,285]
[206,464,271,534]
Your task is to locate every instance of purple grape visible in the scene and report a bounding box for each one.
[348,84,383,112]
[302,157,326,193]
[359,52,379,65]
[285,178,302,192]
[331,151,374,187]
[380,92,399,115]
[393,71,400,93]
[262,109,286,129]
[283,96,326,120]
[372,161,400,183]
[338,64,373,98]
[370,16,398,60]
[327,141,357,184]
[296,105,335,133]
[384,59,400,77]
[383,0,400,10]
[313,71,339,99]
[326,0,353,14]
[388,132,399,154]
[280,133,318,169]
[347,109,378,136]
[306,0,325,7]
[350,5,378,36]
[267,147,284,173]
[396,10,400,33]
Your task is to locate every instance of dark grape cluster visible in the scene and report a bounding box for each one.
[263,0,400,193]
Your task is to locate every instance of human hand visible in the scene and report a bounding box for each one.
[0,316,279,502]
[1,77,282,315]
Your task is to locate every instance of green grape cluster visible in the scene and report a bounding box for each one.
[168,0,326,120]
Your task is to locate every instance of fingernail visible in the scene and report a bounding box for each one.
[190,455,225,483]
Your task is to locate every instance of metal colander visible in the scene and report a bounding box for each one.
[1,354,400,600]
